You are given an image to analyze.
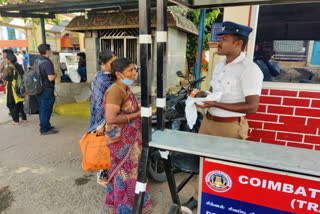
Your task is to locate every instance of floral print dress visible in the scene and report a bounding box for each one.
[104,87,152,214]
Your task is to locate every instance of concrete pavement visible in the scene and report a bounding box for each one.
[0,93,197,214]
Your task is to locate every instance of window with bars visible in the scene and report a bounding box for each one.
[99,29,139,64]
[7,27,16,40]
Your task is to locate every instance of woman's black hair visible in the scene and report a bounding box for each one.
[6,53,17,64]
[109,57,133,81]
[6,54,24,75]
[98,50,115,65]
[3,49,14,55]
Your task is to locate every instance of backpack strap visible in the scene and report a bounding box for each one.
[37,59,50,85]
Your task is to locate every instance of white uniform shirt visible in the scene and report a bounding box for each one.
[208,52,264,117]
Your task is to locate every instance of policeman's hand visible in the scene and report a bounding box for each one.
[96,126,105,136]
[195,101,216,109]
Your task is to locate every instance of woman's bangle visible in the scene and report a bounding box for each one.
[125,114,130,123]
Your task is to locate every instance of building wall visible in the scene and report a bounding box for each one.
[0,27,8,40]
[85,31,98,82]
[167,27,187,87]
[224,6,250,25]
[247,87,320,151]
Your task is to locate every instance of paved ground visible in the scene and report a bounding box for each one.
[0,93,197,214]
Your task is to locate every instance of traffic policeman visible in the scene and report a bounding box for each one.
[184,21,264,211]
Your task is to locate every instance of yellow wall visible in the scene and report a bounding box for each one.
[223,6,250,25]
[79,33,85,52]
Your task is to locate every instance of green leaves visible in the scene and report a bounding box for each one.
[186,8,220,69]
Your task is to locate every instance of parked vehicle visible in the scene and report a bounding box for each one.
[148,71,205,182]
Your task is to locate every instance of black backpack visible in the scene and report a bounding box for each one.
[13,64,26,98]
[23,59,47,96]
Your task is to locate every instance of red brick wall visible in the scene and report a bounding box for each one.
[246,89,320,151]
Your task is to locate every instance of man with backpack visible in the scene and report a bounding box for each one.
[37,44,58,135]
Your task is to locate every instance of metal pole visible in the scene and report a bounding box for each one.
[132,0,152,213]
[156,0,167,130]
[40,17,46,44]
[194,9,206,89]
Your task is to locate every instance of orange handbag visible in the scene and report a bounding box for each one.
[79,133,111,171]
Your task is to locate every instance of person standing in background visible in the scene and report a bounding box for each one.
[22,50,29,72]
[0,49,14,89]
[2,53,27,125]
[15,51,23,70]
[37,44,58,135]
[77,52,87,82]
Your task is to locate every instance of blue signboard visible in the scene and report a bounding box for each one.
[311,41,320,65]
[210,23,223,42]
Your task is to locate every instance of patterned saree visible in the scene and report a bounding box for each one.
[105,87,152,214]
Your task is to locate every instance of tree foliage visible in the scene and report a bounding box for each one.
[186,8,220,74]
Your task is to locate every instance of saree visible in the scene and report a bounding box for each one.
[105,87,152,214]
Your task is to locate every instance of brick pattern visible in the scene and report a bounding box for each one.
[247,89,320,150]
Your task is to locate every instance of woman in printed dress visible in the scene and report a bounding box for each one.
[104,58,152,214]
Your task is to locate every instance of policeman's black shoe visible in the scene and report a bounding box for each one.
[183,197,198,210]
[40,130,59,135]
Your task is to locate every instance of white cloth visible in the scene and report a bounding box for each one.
[68,66,81,83]
[185,92,222,129]
[208,52,264,117]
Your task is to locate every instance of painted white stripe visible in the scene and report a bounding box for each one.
[135,182,147,194]
[141,107,152,117]
[156,31,167,43]
[156,98,166,108]
[139,34,152,44]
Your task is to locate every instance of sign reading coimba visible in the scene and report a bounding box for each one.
[199,159,320,214]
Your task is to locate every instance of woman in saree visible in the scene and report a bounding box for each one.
[104,57,152,214]
[2,54,27,125]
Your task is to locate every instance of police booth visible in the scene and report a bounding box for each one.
[132,0,320,214]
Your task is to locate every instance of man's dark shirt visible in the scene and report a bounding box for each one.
[39,56,55,89]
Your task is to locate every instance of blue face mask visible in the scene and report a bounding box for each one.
[119,73,134,86]
[121,77,134,86]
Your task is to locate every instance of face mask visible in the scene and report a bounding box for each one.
[121,78,134,86]
[120,73,134,86]
[50,53,53,58]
